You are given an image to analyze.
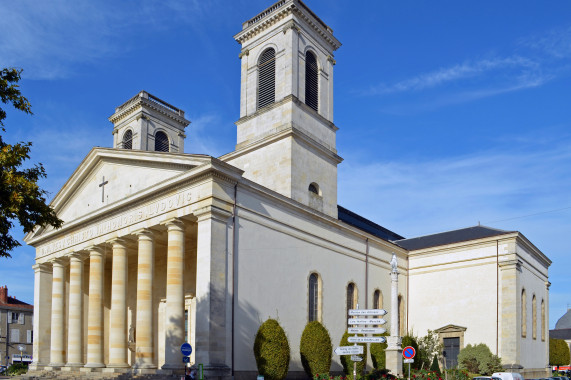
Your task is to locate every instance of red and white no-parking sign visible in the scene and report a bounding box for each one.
[402,346,416,359]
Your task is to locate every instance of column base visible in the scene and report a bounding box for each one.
[28,363,47,371]
[47,363,65,369]
[102,367,130,373]
[65,363,84,368]
[133,363,158,369]
[385,347,403,378]
[84,362,106,368]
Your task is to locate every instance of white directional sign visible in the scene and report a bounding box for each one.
[347,318,387,325]
[348,327,386,334]
[349,309,387,316]
[334,346,364,355]
[351,355,363,362]
[348,336,386,343]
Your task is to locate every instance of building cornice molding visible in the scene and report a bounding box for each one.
[108,91,190,127]
[234,0,341,52]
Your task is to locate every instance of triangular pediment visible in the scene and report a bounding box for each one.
[434,324,467,334]
[26,148,214,240]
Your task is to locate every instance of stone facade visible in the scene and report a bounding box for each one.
[23,1,551,379]
[0,286,34,366]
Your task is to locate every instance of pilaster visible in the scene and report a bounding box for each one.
[194,207,233,378]
[499,259,522,368]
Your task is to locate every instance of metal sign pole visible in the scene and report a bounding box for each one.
[408,362,410,380]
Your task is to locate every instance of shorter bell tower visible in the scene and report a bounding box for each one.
[223,0,342,218]
[109,91,190,153]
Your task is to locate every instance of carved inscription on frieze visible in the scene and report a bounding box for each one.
[40,189,194,257]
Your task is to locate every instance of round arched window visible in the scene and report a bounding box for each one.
[154,131,169,152]
[122,130,133,150]
[258,48,276,109]
[305,51,318,112]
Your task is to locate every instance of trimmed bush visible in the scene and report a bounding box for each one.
[253,318,290,380]
[457,343,502,375]
[340,331,367,378]
[550,338,571,368]
[370,331,389,369]
[300,321,333,378]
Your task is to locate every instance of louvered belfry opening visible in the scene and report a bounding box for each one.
[122,130,133,149]
[305,51,318,112]
[154,131,169,152]
[258,48,276,110]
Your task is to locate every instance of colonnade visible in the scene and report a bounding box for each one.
[38,219,187,371]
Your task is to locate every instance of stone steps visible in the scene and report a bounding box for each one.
[17,370,184,380]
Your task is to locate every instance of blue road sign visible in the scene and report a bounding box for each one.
[183,356,190,363]
[181,342,192,356]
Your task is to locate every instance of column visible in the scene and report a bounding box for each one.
[108,239,129,368]
[162,219,185,370]
[135,229,156,368]
[31,263,52,369]
[194,208,232,378]
[85,247,105,368]
[385,253,403,377]
[49,258,66,367]
[66,253,85,367]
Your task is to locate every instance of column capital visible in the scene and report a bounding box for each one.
[51,257,67,267]
[162,217,185,231]
[194,206,232,223]
[133,228,155,239]
[499,259,522,272]
[107,237,129,249]
[86,245,105,254]
[32,263,52,274]
[70,251,88,261]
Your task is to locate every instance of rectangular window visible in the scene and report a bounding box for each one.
[18,313,24,324]
[27,330,32,344]
[11,329,20,343]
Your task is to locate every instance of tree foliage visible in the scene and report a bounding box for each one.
[457,343,502,375]
[300,321,332,377]
[0,67,62,257]
[253,318,290,380]
[402,334,422,370]
[418,330,443,369]
[370,331,390,369]
[550,338,571,367]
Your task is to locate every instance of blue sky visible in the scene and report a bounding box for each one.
[1,0,570,329]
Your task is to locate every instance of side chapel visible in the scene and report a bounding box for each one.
[24,0,551,378]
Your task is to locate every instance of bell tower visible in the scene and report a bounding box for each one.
[223,0,342,218]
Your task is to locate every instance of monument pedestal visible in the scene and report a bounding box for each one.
[385,336,403,377]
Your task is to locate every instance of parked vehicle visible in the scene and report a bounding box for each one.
[492,373,524,380]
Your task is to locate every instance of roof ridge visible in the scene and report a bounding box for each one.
[396,225,514,242]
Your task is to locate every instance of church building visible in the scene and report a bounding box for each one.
[24,1,551,379]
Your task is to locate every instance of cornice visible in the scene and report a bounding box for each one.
[234,0,341,52]
[109,95,190,127]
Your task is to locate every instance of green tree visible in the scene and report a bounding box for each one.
[300,321,332,377]
[370,331,390,369]
[457,343,502,375]
[253,318,290,380]
[0,67,62,257]
[550,338,571,370]
[402,334,421,370]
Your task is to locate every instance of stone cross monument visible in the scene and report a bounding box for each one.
[385,253,403,377]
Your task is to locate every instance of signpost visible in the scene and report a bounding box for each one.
[347,336,386,343]
[403,346,416,380]
[335,306,388,380]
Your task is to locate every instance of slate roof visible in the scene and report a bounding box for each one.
[337,205,405,242]
[393,225,515,251]
[0,296,33,310]
[550,328,571,340]
[555,309,571,330]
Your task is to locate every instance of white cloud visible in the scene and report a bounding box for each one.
[0,1,206,80]
[521,26,571,59]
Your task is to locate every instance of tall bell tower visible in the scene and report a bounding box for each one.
[223,0,342,218]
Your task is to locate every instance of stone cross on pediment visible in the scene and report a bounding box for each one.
[98,176,108,203]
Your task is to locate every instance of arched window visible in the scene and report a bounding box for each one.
[398,294,405,336]
[308,273,319,322]
[541,299,545,341]
[122,130,133,150]
[258,48,276,110]
[305,51,318,112]
[532,294,537,339]
[373,289,382,310]
[346,282,357,326]
[308,182,319,195]
[521,289,527,337]
[154,131,169,152]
